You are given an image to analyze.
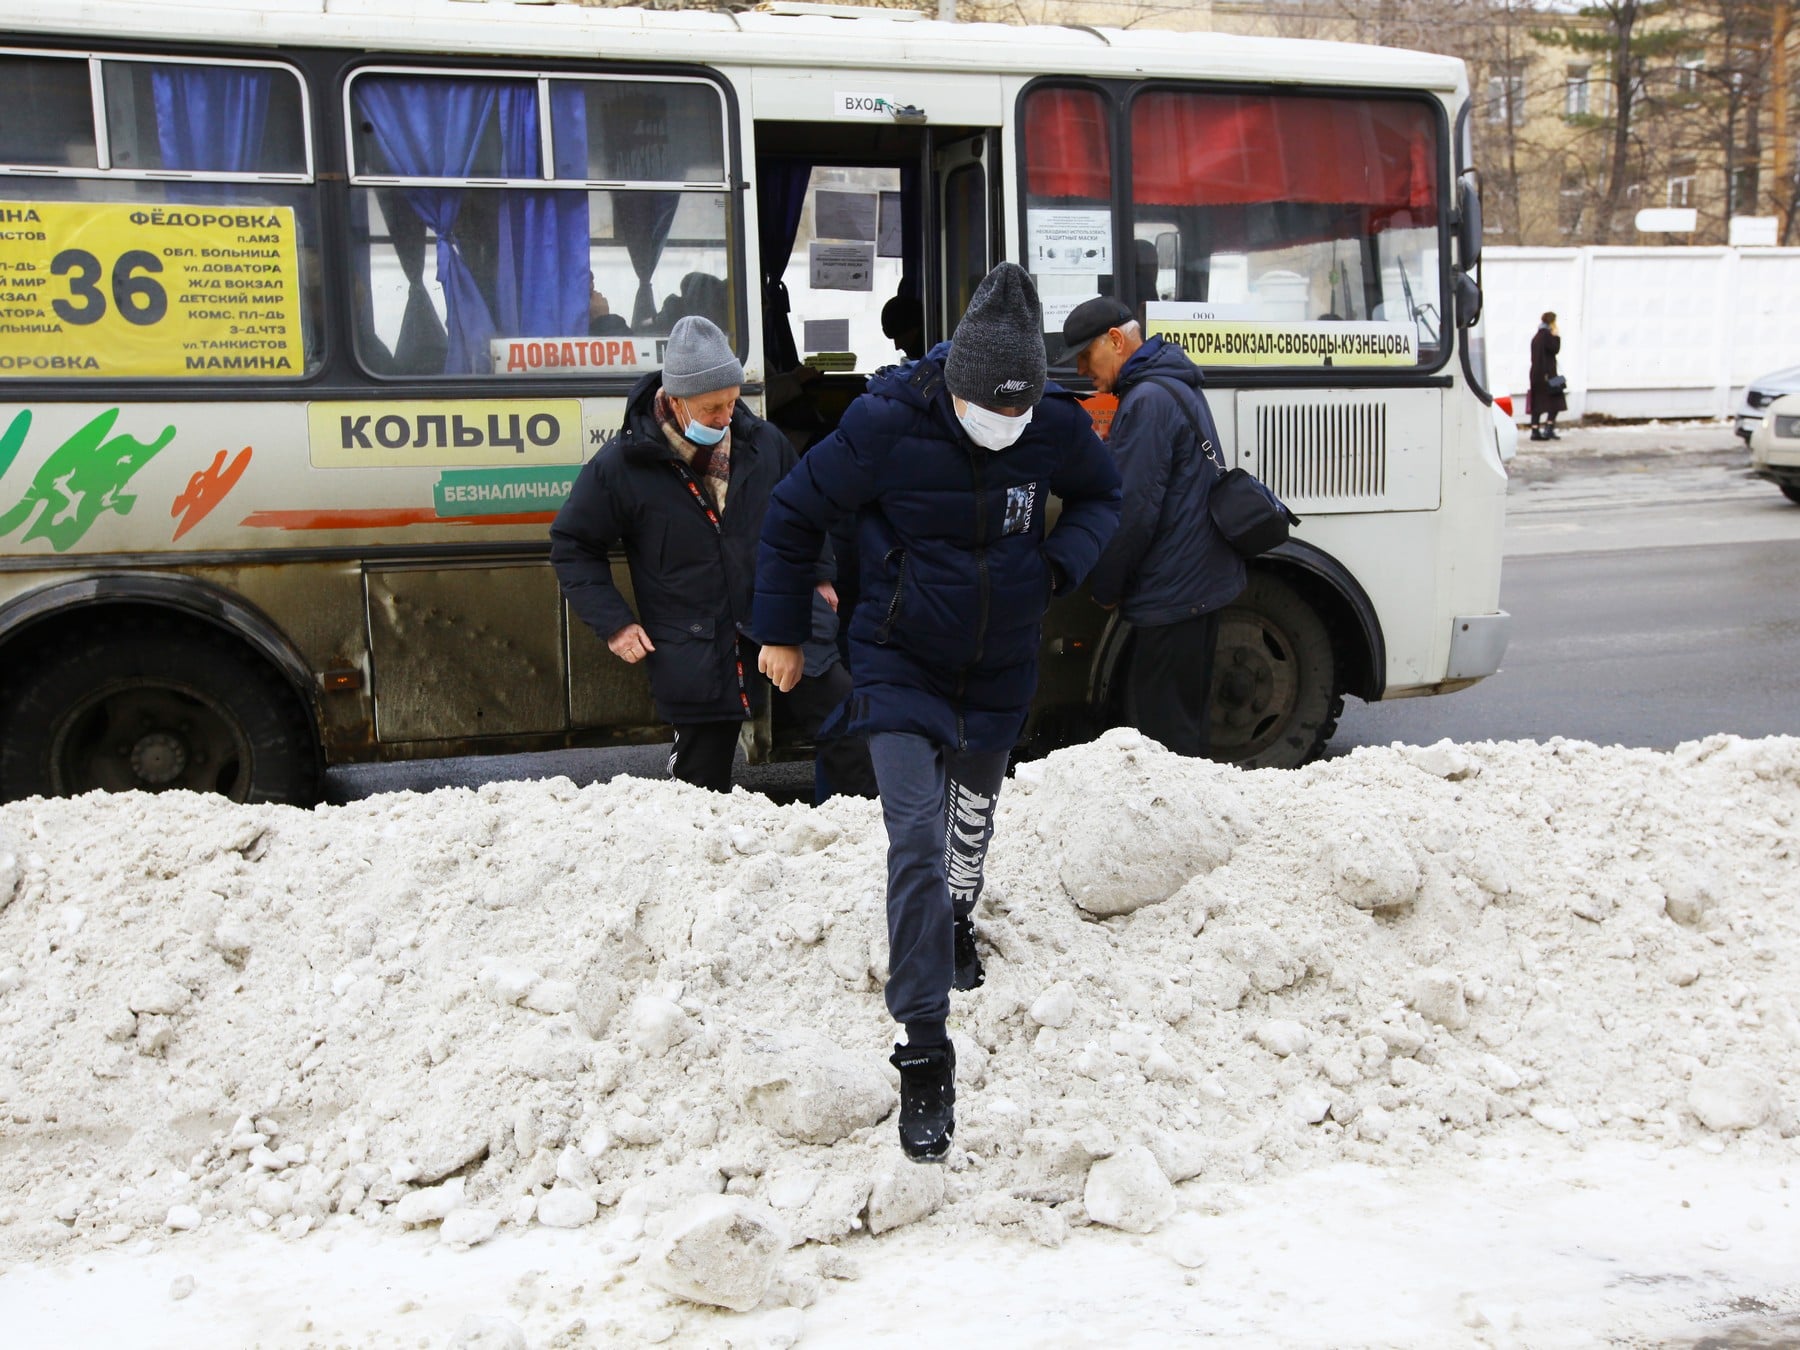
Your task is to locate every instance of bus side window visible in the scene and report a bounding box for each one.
[1126,88,1443,361]
[0,53,321,384]
[344,71,735,381]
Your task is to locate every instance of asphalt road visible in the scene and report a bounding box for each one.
[329,429,1800,801]
[1332,451,1800,754]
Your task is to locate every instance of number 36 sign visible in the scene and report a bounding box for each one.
[0,200,305,380]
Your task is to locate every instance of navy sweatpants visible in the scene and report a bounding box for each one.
[868,731,1008,1030]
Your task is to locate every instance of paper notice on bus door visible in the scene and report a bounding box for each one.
[1027,209,1112,274]
[809,242,875,292]
[0,201,305,379]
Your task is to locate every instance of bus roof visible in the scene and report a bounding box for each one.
[1,0,1469,96]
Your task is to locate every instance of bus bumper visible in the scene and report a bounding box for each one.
[1446,611,1511,681]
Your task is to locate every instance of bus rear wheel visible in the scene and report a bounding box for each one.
[1208,573,1340,769]
[0,617,322,805]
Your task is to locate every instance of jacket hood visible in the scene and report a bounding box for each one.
[1116,335,1204,393]
[863,344,953,413]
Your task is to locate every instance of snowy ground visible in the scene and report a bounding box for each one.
[1,731,1796,1348]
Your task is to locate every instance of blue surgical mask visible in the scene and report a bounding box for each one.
[677,400,728,446]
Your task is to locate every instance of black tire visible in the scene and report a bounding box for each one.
[1209,572,1340,769]
[1781,483,1800,506]
[0,616,322,805]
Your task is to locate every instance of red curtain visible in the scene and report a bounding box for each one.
[1024,86,1112,200]
[1130,92,1437,213]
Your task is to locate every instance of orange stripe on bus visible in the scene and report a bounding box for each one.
[240,509,557,530]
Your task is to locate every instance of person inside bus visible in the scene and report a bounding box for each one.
[587,276,631,337]
[880,294,926,361]
[550,316,873,799]
[1061,295,1245,759]
[753,263,1121,1161]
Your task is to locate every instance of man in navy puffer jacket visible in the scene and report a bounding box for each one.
[1065,297,1246,758]
[755,264,1121,1161]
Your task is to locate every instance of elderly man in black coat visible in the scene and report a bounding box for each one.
[551,315,871,795]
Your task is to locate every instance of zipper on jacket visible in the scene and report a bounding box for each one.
[968,450,991,667]
[875,546,908,644]
[669,455,750,715]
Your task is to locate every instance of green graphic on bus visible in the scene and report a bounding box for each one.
[0,408,176,551]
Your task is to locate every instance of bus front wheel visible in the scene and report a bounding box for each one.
[0,617,322,805]
[1209,573,1341,769]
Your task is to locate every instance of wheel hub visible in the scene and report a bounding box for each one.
[128,731,189,786]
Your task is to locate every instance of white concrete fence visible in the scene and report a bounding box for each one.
[1482,246,1800,421]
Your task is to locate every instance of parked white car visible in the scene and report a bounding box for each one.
[1748,392,1800,504]
[1735,364,1800,442]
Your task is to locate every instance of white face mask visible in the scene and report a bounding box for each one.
[956,400,1033,451]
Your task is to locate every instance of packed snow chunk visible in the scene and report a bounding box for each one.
[1058,794,1234,918]
[393,1177,465,1227]
[1659,862,1718,927]
[477,959,541,1007]
[1028,982,1077,1029]
[447,1316,528,1350]
[535,1183,598,1229]
[164,1205,202,1232]
[1401,739,1482,781]
[865,1163,946,1236]
[627,994,695,1057]
[644,1195,789,1313]
[734,1030,896,1145]
[1688,1067,1776,1132]
[1253,1019,1311,1058]
[440,1208,501,1248]
[1408,968,1470,1030]
[1328,827,1421,912]
[521,979,578,1016]
[1084,1144,1176,1234]
[1529,1105,1580,1135]
[127,977,192,1017]
[0,849,17,909]
[168,1274,195,1301]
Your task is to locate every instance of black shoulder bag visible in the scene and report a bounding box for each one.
[1145,378,1299,558]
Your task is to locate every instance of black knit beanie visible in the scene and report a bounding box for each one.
[945,263,1047,409]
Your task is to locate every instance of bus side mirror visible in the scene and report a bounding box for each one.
[1456,173,1483,270]
[1453,267,1482,328]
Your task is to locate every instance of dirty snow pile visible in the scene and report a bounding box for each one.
[0,730,1796,1331]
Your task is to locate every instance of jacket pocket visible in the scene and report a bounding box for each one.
[642,616,723,706]
[874,547,908,644]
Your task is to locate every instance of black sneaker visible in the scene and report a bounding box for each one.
[953,915,985,991]
[889,1042,956,1162]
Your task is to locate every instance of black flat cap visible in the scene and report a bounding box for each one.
[1058,296,1135,361]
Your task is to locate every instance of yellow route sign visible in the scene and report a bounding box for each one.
[0,200,305,379]
[1147,318,1417,369]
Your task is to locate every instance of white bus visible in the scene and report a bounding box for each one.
[0,0,1509,802]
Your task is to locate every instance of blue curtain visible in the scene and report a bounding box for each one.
[151,67,271,172]
[357,78,500,375]
[757,159,814,373]
[495,86,590,339]
[616,193,679,330]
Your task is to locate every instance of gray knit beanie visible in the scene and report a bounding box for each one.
[945,263,1046,409]
[661,316,744,397]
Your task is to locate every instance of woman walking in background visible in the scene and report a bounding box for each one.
[1529,311,1566,441]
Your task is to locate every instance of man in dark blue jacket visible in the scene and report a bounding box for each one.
[755,264,1121,1161]
[1063,297,1246,758]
